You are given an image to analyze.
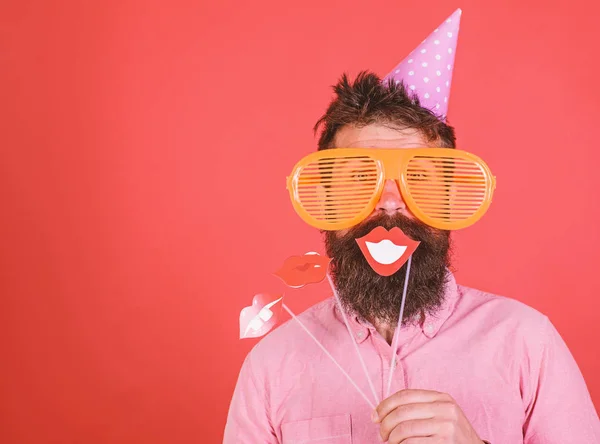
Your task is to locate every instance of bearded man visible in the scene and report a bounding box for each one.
[224,11,599,443]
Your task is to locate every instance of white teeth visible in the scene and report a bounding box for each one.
[365,240,407,265]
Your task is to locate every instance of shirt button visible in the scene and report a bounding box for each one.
[356,331,365,340]
[425,323,434,333]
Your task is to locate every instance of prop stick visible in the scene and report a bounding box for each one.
[326,272,380,406]
[282,303,375,410]
[385,254,413,398]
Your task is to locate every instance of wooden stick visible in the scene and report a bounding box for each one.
[282,303,375,409]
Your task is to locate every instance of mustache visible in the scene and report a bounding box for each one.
[328,212,449,254]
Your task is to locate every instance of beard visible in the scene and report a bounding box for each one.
[324,212,452,328]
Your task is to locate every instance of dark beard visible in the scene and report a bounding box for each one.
[324,212,452,328]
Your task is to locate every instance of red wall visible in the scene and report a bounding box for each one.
[1,1,598,442]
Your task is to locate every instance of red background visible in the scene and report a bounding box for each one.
[1,1,599,442]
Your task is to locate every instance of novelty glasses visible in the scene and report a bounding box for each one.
[286,148,496,231]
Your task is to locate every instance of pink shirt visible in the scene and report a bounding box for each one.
[224,273,600,443]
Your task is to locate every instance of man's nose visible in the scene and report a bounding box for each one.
[375,179,407,214]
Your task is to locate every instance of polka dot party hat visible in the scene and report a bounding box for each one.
[382,8,462,120]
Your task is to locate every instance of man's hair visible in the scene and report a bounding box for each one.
[314,71,456,150]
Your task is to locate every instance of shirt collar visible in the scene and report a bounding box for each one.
[333,299,372,343]
[333,269,460,341]
[420,270,460,338]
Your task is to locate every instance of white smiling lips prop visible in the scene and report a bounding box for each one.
[355,226,421,276]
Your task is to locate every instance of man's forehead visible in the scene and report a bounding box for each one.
[332,124,428,149]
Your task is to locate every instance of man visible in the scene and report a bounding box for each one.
[224,11,600,444]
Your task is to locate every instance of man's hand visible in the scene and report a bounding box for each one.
[372,389,484,443]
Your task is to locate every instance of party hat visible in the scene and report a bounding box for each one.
[382,8,462,119]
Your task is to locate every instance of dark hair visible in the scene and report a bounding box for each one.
[314,71,456,150]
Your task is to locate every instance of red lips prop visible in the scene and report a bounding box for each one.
[355,226,420,276]
[274,252,332,288]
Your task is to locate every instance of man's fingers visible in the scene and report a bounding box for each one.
[378,402,436,440]
[374,389,452,423]
[393,439,430,444]
[385,418,436,444]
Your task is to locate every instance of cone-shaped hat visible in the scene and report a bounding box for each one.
[382,8,462,120]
